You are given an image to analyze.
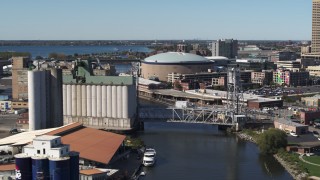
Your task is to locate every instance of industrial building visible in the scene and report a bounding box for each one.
[301,95,320,107]
[212,39,238,59]
[251,70,273,86]
[274,61,301,71]
[12,57,31,109]
[274,119,308,135]
[306,65,320,76]
[63,59,137,130]
[15,135,79,179]
[0,123,126,176]
[28,68,63,131]
[140,52,215,82]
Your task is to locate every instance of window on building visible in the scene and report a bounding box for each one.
[37,150,40,154]
[43,149,46,154]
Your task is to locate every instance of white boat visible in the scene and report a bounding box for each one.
[142,148,156,167]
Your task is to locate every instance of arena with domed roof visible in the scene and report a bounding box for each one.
[140,52,215,81]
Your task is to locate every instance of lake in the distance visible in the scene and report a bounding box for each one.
[0,45,152,58]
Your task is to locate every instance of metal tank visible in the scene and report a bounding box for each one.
[122,86,129,118]
[91,85,97,117]
[49,157,70,180]
[86,85,92,117]
[32,157,49,180]
[102,85,107,117]
[62,85,67,116]
[76,85,82,117]
[15,154,32,180]
[97,85,102,117]
[71,85,77,116]
[81,85,87,117]
[117,86,122,118]
[28,71,39,131]
[69,151,79,180]
[111,86,117,118]
[106,85,112,117]
[66,85,72,116]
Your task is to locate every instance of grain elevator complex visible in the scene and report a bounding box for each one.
[62,59,137,130]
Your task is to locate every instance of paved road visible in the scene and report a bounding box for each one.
[0,114,19,138]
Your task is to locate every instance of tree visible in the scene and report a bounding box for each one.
[257,128,287,155]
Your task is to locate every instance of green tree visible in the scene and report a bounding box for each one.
[257,128,287,155]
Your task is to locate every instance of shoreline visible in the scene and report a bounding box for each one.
[235,131,308,180]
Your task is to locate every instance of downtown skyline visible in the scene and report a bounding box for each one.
[0,0,312,40]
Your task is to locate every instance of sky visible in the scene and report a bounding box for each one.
[0,0,312,40]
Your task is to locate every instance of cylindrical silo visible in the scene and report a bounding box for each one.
[106,86,112,117]
[49,157,70,180]
[32,157,49,180]
[102,85,107,117]
[128,85,133,118]
[117,86,122,118]
[62,85,67,116]
[50,68,63,128]
[28,71,42,131]
[69,151,79,180]
[15,154,32,180]
[111,86,117,118]
[81,85,87,117]
[76,85,82,117]
[40,71,48,129]
[71,85,77,116]
[91,85,97,117]
[86,85,92,117]
[67,85,72,116]
[97,85,102,117]
[122,86,129,118]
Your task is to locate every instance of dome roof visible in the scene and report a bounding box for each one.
[144,52,211,64]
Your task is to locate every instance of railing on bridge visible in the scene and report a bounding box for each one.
[139,107,237,126]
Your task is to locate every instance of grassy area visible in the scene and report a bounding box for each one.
[277,149,307,175]
[304,156,320,165]
[300,161,320,177]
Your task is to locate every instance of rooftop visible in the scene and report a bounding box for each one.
[144,52,211,64]
[63,75,134,86]
[33,135,60,141]
[275,119,309,127]
[80,168,106,175]
[0,164,15,172]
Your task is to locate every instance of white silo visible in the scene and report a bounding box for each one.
[91,85,97,117]
[66,85,72,116]
[71,85,77,116]
[86,85,92,117]
[76,85,82,117]
[102,85,107,117]
[122,86,128,119]
[97,85,102,118]
[106,86,112,117]
[117,86,122,118]
[62,85,67,116]
[111,86,117,118]
[81,85,87,117]
[28,71,41,131]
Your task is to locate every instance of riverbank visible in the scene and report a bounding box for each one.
[236,129,309,180]
[274,154,308,180]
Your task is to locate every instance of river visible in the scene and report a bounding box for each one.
[137,99,292,180]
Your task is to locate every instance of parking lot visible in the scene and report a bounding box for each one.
[0,114,20,138]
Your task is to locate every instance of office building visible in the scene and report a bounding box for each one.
[212,39,238,59]
[273,69,309,86]
[251,71,273,85]
[312,0,320,53]
[275,61,301,71]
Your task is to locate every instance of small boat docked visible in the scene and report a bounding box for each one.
[142,148,156,167]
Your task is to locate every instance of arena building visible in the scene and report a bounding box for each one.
[140,52,215,82]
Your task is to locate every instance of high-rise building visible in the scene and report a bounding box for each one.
[212,39,238,59]
[312,0,320,53]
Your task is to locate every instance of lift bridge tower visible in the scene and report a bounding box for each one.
[226,65,246,129]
